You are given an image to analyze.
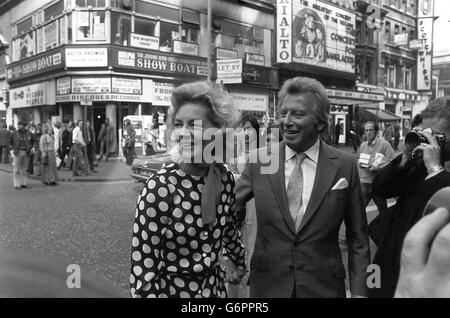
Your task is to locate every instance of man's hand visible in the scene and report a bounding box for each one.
[395,207,450,298]
[414,131,442,171]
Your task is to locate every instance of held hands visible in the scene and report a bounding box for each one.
[395,208,450,298]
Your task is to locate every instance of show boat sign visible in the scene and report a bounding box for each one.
[7,48,64,82]
[112,47,208,77]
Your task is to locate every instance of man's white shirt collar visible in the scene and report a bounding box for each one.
[285,138,320,164]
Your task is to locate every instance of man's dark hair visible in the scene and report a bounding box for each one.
[421,96,450,128]
[411,113,423,129]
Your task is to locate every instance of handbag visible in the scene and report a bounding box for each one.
[42,153,49,166]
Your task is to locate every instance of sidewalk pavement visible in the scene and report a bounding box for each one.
[0,157,134,183]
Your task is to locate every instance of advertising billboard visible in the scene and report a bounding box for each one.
[277,0,356,73]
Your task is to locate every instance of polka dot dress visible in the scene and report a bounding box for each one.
[130,163,246,298]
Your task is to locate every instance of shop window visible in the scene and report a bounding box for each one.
[77,10,106,40]
[45,21,59,50]
[159,21,179,52]
[75,0,106,7]
[111,12,132,45]
[134,17,157,37]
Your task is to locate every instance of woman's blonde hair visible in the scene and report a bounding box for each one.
[170,81,239,129]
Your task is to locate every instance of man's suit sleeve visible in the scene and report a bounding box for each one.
[345,160,371,297]
[235,162,254,228]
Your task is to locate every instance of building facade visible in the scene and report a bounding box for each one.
[1,0,278,154]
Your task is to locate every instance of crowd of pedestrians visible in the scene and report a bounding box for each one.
[0,116,135,189]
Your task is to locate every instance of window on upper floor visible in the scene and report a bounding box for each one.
[385,21,391,43]
[212,20,265,59]
[111,12,132,46]
[76,10,106,40]
[159,21,179,52]
[75,0,106,7]
[404,66,412,90]
[134,16,157,38]
[387,65,396,87]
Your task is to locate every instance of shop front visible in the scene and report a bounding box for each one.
[9,80,57,125]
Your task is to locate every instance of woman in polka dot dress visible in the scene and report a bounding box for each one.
[130,82,246,298]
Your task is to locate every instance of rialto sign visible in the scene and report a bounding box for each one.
[277,0,356,73]
[277,0,293,63]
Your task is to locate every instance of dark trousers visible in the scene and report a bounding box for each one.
[58,146,70,168]
[123,141,135,166]
[0,145,9,163]
[86,143,95,171]
[361,182,388,213]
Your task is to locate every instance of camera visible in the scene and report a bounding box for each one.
[404,130,447,166]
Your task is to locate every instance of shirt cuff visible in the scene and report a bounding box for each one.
[425,169,445,181]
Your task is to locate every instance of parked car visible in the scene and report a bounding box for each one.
[131,152,175,182]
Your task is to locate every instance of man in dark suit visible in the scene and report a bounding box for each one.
[84,121,97,173]
[236,77,370,298]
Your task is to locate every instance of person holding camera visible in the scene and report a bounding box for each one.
[369,96,450,298]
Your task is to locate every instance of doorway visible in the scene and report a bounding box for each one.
[93,107,106,154]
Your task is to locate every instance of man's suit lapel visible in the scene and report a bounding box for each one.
[267,142,296,235]
[297,142,339,235]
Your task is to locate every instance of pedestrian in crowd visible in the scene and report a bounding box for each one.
[53,121,61,155]
[58,123,71,169]
[0,122,10,164]
[39,126,58,186]
[66,121,75,170]
[98,118,114,162]
[349,120,361,153]
[130,81,246,298]
[8,120,34,190]
[27,123,36,175]
[71,120,86,177]
[393,124,400,151]
[334,118,342,145]
[357,121,395,213]
[84,121,97,173]
[32,123,43,177]
[236,77,370,298]
[369,96,450,298]
[383,123,394,147]
[123,119,136,166]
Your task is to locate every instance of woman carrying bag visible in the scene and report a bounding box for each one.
[40,127,58,186]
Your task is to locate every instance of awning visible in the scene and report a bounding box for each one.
[363,108,401,121]
[182,11,200,25]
